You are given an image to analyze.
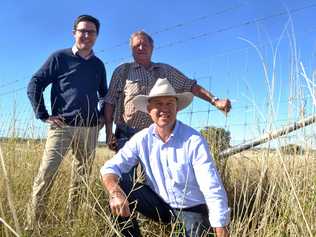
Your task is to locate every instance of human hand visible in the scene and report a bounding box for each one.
[109,190,130,217]
[214,99,231,114]
[45,116,65,127]
[106,132,118,152]
[214,226,229,237]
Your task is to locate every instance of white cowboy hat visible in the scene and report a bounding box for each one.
[132,78,193,113]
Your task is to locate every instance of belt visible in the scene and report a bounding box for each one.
[174,204,208,216]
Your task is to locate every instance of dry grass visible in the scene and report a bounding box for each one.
[0,139,315,237]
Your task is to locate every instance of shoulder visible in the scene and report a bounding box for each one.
[154,62,185,75]
[113,63,131,73]
[46,48,72,62]
[51,48,72,58]
[176,122,211,159]
[153,62,174,69]
[92,55,106,68]
[131,127,150,140]
[127,127,151,148]
[111,63,132,80]
[177,121,205,142]
[36,48,71,68]
[179,121,200,134]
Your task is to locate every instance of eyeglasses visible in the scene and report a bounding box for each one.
[76,29,97,36]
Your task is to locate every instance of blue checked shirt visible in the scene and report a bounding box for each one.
[100,120,230,227]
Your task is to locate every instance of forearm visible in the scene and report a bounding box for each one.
[192,84,231,113]
[102,173,131,217]
[27,78,49,120]
[191,84,217,105]
[105,103,114,135]
[102,173,122,194]
[214,227,229,237]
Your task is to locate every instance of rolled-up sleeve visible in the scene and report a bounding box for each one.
[100,135,139,178]
[163,64,197,92]
[192,137,230,227]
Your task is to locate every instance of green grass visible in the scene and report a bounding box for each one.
[1,138,315,236]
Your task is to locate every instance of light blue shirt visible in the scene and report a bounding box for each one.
[100,120,230,227]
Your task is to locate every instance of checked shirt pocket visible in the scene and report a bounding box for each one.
[124,80,145,98]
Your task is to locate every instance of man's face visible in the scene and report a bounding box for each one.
[73,21,97,52]
[147,96,178,130]
[131,35,153,65]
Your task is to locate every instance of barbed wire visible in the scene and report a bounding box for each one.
[1,103,314,147]
[0,79,21,89]
[0,4,316,96]
[101,3,316,64]
[97,3,245,52]
[102,23,316,65]
[1,113,314,146]
[0,87,26,97]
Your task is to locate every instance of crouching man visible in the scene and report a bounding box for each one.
[100,78,230,237]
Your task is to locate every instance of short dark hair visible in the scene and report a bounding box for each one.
[129,31,154,48]
[73,15,100,34]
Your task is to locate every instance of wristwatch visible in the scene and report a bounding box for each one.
[211,96,219,104]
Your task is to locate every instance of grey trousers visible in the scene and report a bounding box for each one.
[26,125,98,228]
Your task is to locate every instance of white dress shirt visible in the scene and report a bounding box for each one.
[100,120,230,227]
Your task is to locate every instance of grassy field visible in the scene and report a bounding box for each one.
[0,139,315,236]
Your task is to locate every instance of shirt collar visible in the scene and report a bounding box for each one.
[72,45,94,60]
[151,120,179,142]
[132,61,159,70]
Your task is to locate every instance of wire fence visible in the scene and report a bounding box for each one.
[0,2,315,150]
[0,94,315,150]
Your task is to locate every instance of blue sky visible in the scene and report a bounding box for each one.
[1,0,315,145]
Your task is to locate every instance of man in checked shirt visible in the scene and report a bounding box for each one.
[104,30,231,150]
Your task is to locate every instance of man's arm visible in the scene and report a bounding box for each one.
[27,53,58,122]
[104,103,116,148]
[164,64,231,114]
[101,173,131,217]
[104,64,128,149]
[98,65,108,122]
[214,227,229,237]
[27,77,50,121]
[27,53,68,127]
[192,84,231,114]
[191,137,231,233]
[100,130,141,216]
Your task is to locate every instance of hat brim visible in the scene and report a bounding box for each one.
[133,92,193,113]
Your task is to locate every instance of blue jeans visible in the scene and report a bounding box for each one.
[116,172,212,237]
[173,209,212,236]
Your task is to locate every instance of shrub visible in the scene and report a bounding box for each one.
[280,144,305,155]
[200,126,231,157]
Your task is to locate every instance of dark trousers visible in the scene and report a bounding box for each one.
[115,124,139,150]
[114,124,212,236]
[116,172,212,237]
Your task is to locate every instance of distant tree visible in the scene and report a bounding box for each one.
[200,126,231,177]
[280,144,305,155]
[200,126,231,158]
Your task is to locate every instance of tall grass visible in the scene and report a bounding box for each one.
[1,17,315,237]
[0,137,315,236]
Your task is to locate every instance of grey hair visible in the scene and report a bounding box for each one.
[129,31,154,48]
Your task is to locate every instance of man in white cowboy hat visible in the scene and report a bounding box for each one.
[100,78,230,237]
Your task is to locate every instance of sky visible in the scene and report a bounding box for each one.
[0,0,315,146]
